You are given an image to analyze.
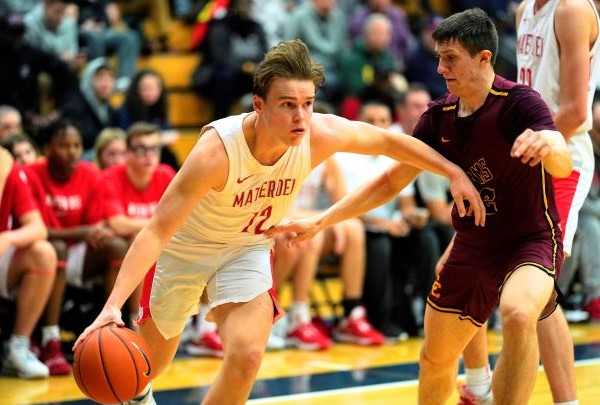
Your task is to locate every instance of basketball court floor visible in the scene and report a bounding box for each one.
[1,324,599,405]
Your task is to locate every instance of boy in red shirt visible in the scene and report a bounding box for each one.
[0,149,57,379]
[26,120,128,375]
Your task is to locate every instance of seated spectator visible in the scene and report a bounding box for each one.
[0,149,57,379]
[115,69,179,169]
[404,16,447,99]
[23,0,85,72]
[285,0,347,102]
[559,101,600,321]
[77,1,141,89]
[274,157,384,350]
[0,0,38,15]
[339,14,400,100]
[25,120,128,374]
[0,15,77,132]
[349,0,415,70]
[93,122,175,323]
[0,106,23,141]
[62,58,117,154]
[94,127,127,169]
[253,0,290,47]
[3,133,40,165]
[115,0,172,53]
[193,0,268,119]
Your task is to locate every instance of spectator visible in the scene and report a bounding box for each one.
[193,0,268,119]
[0,0,38,15]
[273,157,385,350]
[92,122,175,323]
[285,0,347,101]
[0,14,77,131]
[0,106,23,141]
[349,0,415,70]
[3,133,39,165]
[77,0,141,89]
[94,127,127,169]
[115,0,172,53]
[62,58,117,153]
[404,16,447,99]
[252,0,290,47]
[115,69,180,169]
[559,101,600,321]
[340,14,399,98]
[23,0,84,71]
[24,120,128,374]
[0,151,57,379]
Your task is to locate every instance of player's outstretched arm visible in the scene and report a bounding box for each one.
[267,162,421,243]
[554,0,596,138]
[74,130,228,348]
[511,128,573,177]
[311,114,486,226]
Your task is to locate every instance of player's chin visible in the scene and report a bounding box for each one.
[287,131,305,145]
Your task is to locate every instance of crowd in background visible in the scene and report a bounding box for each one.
[0,0,599,380]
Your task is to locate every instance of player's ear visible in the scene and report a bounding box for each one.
[480,50,493,65]
[253,95,264,113]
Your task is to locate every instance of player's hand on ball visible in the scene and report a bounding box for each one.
[74,304,124,350]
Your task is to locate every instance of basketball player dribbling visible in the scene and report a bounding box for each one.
[73,39,485,405]
[268,9,573,405]
[456,2,600,404]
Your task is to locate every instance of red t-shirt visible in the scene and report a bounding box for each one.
[94,164,175,221]
[26,160,102,228]
[0,164,40,232]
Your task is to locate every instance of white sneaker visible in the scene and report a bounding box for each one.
[2,337,49,379]
[124,386,156,404]
[266,333,286,351]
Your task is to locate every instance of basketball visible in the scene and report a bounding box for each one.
[73,325,153,404]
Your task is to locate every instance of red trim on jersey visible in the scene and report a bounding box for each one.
[137,264,157,326]
[552,170,580,238]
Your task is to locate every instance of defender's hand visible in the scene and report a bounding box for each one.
[449,168,486,226]
[511,129,552,167]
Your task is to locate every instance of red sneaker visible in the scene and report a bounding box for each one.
[287,322,332,351]
[457,383,493,405]
[40,339,72,376]
[185,330,223,358]
[334,306,384,346]
[585,297,600,321]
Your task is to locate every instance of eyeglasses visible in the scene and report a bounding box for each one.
[129,144,161,157]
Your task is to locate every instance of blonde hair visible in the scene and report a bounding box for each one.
[94,127,126,167]
[253,39,325,99]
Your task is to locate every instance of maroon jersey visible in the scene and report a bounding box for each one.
[414,76,562,253]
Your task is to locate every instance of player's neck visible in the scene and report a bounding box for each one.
[245,113,289,166]
[458,70,496,117]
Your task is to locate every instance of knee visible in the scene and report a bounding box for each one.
[25,240,57,274]
[500,303,537,334]
[226,346,264,381]
[420,344,456,371]
[343,218,365,245]
[101,236,129,260]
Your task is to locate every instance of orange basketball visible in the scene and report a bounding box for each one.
[73,325,153,404]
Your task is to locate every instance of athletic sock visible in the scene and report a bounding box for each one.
[465,366,492,398]
[196,306,217,335]
[554,401,579,405]
[42,325,60,346]
[289,301,311,330]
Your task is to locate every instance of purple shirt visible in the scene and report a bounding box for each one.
[413,76,562,248]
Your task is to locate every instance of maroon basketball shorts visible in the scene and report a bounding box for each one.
[427,234,563,326]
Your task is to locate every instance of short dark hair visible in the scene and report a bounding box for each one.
[126,121,160,147]
[432,8,498,64]
[38,118,80,147]
[253,39,325,99]
[395,83,429,107]
[1,133,37,155]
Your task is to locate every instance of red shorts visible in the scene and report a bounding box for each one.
[428,234,563,326]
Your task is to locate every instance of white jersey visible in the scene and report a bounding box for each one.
[164,113,311,258]
[517,0,600,163]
